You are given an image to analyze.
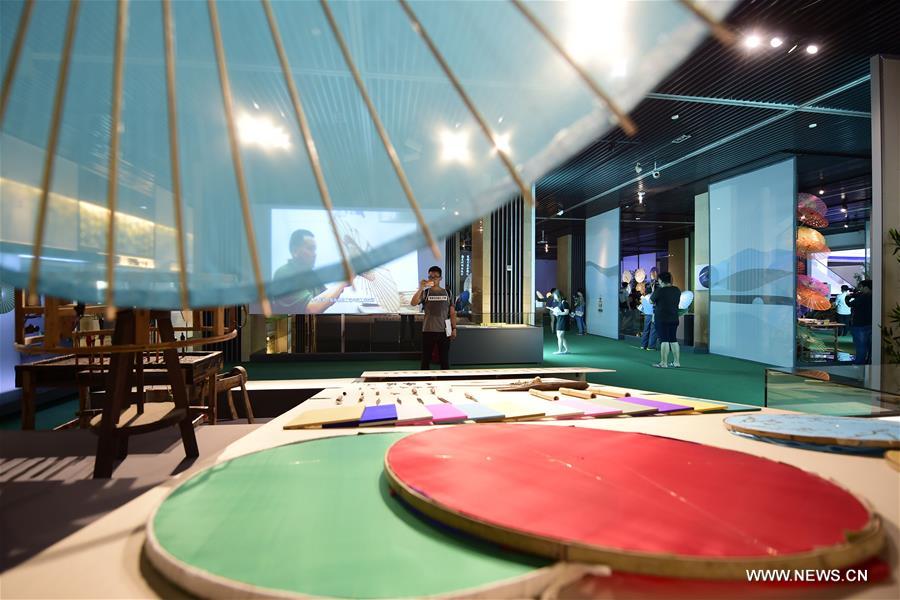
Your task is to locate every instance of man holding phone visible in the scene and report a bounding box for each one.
[410,265,457,369]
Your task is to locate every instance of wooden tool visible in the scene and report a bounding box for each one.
[497,378,589,392]
[528,389,559,401]
[558,387,594,400]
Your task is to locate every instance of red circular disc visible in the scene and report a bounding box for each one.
[384,424,883,579]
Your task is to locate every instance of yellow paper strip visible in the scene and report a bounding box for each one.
[283,405,365,429]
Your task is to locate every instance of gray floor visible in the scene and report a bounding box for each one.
[0,422,263,572]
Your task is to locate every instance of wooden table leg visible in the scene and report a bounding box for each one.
[94,348,134,479]
[157,316,199,459]
[208,372,217,425]
[21,371,35,430]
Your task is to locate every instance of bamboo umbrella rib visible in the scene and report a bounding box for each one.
[260,0,355,286]
[27,0,81,304]
[319,0,441,260]
[207,0,271,316]
[397,0,533,207]
[0,0,34,125]
[509,0,636,137]
[162,0,190,311]
[677,0,737,46]
[102,0,129,320]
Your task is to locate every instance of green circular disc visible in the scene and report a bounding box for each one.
[146,433,549,598]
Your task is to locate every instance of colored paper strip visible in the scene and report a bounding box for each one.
[426,403,468,424]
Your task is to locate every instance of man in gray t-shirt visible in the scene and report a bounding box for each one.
[410,265,457,369]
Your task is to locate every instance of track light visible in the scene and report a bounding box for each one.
[634,162,642,174]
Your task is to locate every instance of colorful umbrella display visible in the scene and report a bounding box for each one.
[797,226,831,256]
[797,193,827,216]
[798,208,829,228]
[797,275,831,310]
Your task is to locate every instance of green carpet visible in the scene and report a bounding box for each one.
[2,330,770,430]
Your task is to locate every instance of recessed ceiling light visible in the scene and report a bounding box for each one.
[744,35,761,49]
[806,44,818,55]
[840,204,848,213]
[556,209,564,216]
[818,189,825,195]
[844,223,849,228]
[770,37,783,48]
[808,123,817,128]
[671,114,679,120]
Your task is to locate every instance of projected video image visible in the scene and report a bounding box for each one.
[265,208,442,315]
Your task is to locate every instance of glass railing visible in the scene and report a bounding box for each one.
[765,367,900,416]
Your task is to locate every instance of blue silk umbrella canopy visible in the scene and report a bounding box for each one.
[0,0,736,310]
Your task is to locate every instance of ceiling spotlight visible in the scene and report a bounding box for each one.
[818,189,825,195]
[788,44,798,53]
[744,35,761,49]
[841,192,846,200]
[671,114,679,120]
[770,37,783,48]
[808,123,817,128]
[844,223,849,228]
[635,162,642,174]
[636,217,641,220]
[556,209,564,216]
[544,243,549,253]
[840,203,848,213]
[651,161,661,179]
[806,44,818,55]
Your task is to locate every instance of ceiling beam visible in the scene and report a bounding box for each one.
[565,75,872,213]
[645,92,870,118]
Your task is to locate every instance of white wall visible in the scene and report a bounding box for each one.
[709,159,795,367]
[585,208,620,338]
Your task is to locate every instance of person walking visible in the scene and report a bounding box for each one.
[650,272,681,368]
[846,279,872,365]
[573,290,586,335]
[546,288,558,331]
[639,290,657,350]
[551,290,570,355]
[834,284,852,336]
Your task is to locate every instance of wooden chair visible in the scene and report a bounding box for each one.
[215,366,254,424]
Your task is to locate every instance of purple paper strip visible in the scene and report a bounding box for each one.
[359,405,398,425]
[426,403,468,424]
[558,397,622,417]
[617,396,692,413]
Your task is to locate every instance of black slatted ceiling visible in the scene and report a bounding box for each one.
[536,0,900,255]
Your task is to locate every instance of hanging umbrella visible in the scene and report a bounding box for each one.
[797,226,830,256]
[0,0,737,310]
[797,192,827,217]
[797,275,831,310]
[634,268,646,283]
[798,208,829,228]
[622,270,633,284]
